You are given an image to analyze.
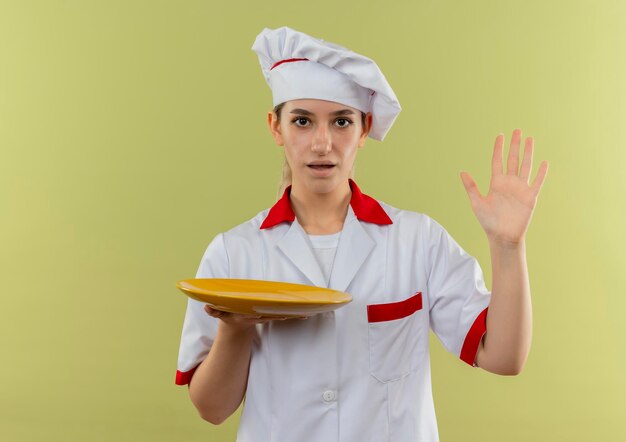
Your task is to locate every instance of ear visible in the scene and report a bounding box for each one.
[267,111,284,146]
[357,112,373,148]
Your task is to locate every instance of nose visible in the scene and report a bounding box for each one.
[311,124,332,155]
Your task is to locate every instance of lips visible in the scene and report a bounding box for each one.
[308,165,335,169]
[307,162,336,169]
[307,163,336,176]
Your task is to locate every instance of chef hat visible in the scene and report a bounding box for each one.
[251,26,401,141]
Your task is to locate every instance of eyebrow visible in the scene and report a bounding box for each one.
[289,108,356,116]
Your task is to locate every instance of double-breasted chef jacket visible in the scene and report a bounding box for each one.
[176,179,490,442]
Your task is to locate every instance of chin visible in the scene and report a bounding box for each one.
[307,177,346,193]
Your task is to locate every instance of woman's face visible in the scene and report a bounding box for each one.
[268,99,372,195]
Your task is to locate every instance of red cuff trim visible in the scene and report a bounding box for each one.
[460,307,489,367]
[367,292,422,323]
[175,364,200,386]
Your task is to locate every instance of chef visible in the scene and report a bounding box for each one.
[175,26,548,442]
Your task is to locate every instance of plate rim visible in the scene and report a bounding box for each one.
[176,278,352,305]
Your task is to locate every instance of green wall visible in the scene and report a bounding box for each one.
[1,0,624,440]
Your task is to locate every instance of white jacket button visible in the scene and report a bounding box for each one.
[322,390,336,402]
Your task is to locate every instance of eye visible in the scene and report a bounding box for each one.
[335,118,352,128]
[292,117,310,127]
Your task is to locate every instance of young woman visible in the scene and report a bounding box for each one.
[175,26,548,441]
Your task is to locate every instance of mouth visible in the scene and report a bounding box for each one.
[307,164,336,170]
[306,163,337,176]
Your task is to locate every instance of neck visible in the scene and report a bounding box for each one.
[289,180,351,235]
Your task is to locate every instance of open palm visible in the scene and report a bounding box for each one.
[460,129,549,247]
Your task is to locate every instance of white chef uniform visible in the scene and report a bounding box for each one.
[175,178,490,442]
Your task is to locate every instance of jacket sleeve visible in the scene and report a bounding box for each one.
[422,217,491,367]
[175,233,230,386]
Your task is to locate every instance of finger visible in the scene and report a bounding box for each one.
[507,128,522,175]
[254,316,290,324]
[237,313,263,320]
[519,137,534,183]
[204,305,224,317]
[492,133,504,176]
[531,160,549,196]
[272,316,295,321]
[460,171,483,208]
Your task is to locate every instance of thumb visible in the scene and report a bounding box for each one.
[460,171,482,208]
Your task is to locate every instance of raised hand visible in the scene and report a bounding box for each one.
[460,128,548,247]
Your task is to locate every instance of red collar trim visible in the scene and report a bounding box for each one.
[260,179,393,229]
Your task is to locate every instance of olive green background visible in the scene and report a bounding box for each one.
[1,0,624,441]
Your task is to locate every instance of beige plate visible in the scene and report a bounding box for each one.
[176,278,352,317]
